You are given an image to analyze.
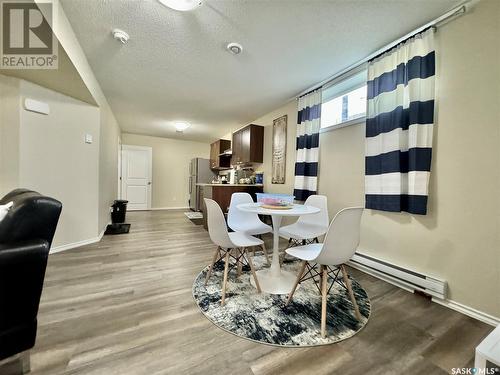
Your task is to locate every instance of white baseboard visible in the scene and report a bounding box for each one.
[349,259,500,327]
[50,236,101,254]
[50,224,108,254]
[432,298,500,327]
[150,206,189,211]
[98,225,107,240]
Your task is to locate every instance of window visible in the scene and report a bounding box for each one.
[321,69,367,130]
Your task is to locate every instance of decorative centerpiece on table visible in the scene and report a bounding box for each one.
[256,193,295,210]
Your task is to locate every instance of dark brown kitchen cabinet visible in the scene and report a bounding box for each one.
[210,142,217,167]
[232,131,242,163]
[201,185,264,229]
[210,139,231,170]
[231,124,264,164]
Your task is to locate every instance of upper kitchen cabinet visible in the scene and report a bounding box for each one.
[231,124,264,164]
[210,139,231,170]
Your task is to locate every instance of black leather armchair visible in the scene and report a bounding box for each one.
[0,189,62,371]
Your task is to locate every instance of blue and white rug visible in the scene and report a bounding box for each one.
[192,256,371,347]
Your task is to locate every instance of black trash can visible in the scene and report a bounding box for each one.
[111,200,128,224]
[105,200,130,235]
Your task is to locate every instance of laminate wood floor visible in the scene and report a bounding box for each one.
[1,210,493,375]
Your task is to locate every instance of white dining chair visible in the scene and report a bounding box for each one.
[285,207,364,338]
[279,195,329,262]
[227,192,271,264]
[204,198,262,305]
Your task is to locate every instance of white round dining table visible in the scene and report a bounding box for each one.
[237,202,320,295]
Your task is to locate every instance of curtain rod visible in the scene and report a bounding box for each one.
[294,1,471,99]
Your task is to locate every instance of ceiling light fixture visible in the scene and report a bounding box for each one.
[175,122,191,132]
[112,29,130,44]
[226,42,243,55]
[158,0,203,11]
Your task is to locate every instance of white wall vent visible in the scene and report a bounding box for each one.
[24,98,50,115]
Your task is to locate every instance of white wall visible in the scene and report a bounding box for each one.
[1,1,121,243]
[121,133,210,209]
[0,75,21,195]
[98,107,121,230]
[18,80,100,248]
[0,1,126,250]
[37,0,122,234]
[0,76,101,248]
[0,0,124,251]
[242,0,500,319]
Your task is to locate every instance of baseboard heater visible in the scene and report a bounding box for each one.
[348,252,447,300]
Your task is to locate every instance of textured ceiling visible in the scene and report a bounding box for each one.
[60,0,460,143]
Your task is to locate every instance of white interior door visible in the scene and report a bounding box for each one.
[121,145,152,211]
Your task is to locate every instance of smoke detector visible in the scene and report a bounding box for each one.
[226,42,243,55]
[112,29,130,44]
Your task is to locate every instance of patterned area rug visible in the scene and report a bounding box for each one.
[192,256,371,347]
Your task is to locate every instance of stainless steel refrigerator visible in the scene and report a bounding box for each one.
[189,158,214,211]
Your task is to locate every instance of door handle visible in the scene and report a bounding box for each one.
[148,182,152,185]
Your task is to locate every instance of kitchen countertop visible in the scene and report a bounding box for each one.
[197,183,263,187]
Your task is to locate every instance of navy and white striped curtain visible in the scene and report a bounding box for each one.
[365,28,435,215]
[294,89,321,201]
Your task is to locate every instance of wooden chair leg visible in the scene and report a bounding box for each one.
[261,242,270,265]
[341,264,362,321]
[236,248,243,277]
[221,251,230,306]
[286,260,307,305]
[245,248,261,293]
[321,265,328,338]
[318,264,323,295]
[205,246,220,285]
